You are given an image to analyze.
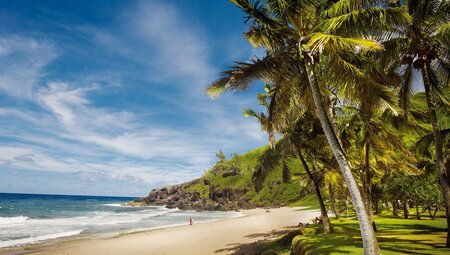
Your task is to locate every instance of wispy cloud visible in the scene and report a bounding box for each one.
[0,0,267,195]
[125,1,214,87]
[0,36,57,99]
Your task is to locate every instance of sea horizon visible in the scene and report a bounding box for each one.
[0,192,139,199]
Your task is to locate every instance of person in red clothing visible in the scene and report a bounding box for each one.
[189,217,193,225]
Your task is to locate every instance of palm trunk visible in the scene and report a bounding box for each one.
[415,197,420,220]
[392,200,398,217]
[329,182,340,219]
[421,62,450,247]
[303,56,381,255]
[374,197,379,215]
[282,159,291,183]
[295,144,333,233]
[363,138,376,231]
[402,199,409,219]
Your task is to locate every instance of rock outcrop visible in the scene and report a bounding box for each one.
[136,178,257,211]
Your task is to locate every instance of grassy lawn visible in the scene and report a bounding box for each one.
[258,211,448,255]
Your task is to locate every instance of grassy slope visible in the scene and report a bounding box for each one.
[185,146,308,206]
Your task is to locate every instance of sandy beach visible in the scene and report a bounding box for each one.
[0,207,319,255]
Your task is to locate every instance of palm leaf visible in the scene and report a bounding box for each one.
[416,128,450,155]
[319,7,411,37]
[206,54,281,98]
[306,33,384,54]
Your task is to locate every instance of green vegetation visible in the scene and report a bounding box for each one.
[289,194,320,209]
[247,214,448,255]
[203,0,449,253]
[186,146,309,207]
[292,215,449,255]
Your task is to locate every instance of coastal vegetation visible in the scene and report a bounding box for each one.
[201,0,450,254]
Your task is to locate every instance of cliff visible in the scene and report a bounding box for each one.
[136,146,308,211]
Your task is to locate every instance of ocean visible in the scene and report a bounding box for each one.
[0,193,242,248]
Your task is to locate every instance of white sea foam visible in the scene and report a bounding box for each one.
[0,229,84,248]
[102,203,123,207]
[0,216,29,226]
[0,206,236,248]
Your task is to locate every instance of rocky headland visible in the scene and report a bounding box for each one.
[134,178,258,211]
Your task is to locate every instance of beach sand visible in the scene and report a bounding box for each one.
[0,207,319,255]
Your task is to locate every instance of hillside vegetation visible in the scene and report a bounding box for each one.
[140,146,310,210]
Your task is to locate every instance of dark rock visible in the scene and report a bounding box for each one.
[140,178,257,212]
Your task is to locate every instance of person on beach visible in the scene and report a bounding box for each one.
[189,218,193,225]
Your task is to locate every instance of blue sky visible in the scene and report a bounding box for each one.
[0,0,268,197]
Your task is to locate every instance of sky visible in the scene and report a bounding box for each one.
[0,0,268,197]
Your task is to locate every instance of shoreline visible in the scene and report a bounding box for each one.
[0,207,319,255]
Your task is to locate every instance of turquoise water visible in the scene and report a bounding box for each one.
[0,193,241,248]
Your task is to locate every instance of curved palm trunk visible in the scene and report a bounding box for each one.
[421,62,450,247]
[295,144,333,233]
[303,57,381,255]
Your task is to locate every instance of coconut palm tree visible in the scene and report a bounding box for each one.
[383,0,450,246]
[332,54,407,231]
[254,116,336,233]
[207,1,410,253]
[244,84,334,232]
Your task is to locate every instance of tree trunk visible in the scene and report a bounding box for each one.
[282,159,291,183]
[428,208,434,219]
[420,62,450,247]
[374,196,380,215]
[392,200,398,217]
[415,197,420,220]
[402,200,409,219]
[302,56,380,255]
[295,145,333,233]
[363,139,376,231]
[329,182,340,219]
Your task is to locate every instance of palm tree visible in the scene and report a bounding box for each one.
[255,118,335,233]
[383,0,450,246]
[207,1,410,254]
[244,85,334,232]
[334,55,406,230]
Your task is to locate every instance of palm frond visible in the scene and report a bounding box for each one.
[433,53,450,89]
[306,33,384,55]
[434,22,450,48]
[319,7,411,37]
[230,0,282,28]
[398,61,416,112]
[416,128,450,155]
[206,54,280,98]
[245,25,287,51]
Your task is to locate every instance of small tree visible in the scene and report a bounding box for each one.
[216,150,226,162]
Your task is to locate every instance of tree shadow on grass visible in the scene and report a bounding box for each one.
[214,226,299,254]
[215,241,266,255]
[244,227,297,239]
[378,236,447,254]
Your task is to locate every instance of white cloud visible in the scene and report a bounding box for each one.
[0,2,268,195]
[0,36,57,99]
[0,144,199,186]
[126,1,214,87]
[0,80,265,188]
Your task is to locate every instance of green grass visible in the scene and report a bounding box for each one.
[290,214,449,255]
[289,194,320,209]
